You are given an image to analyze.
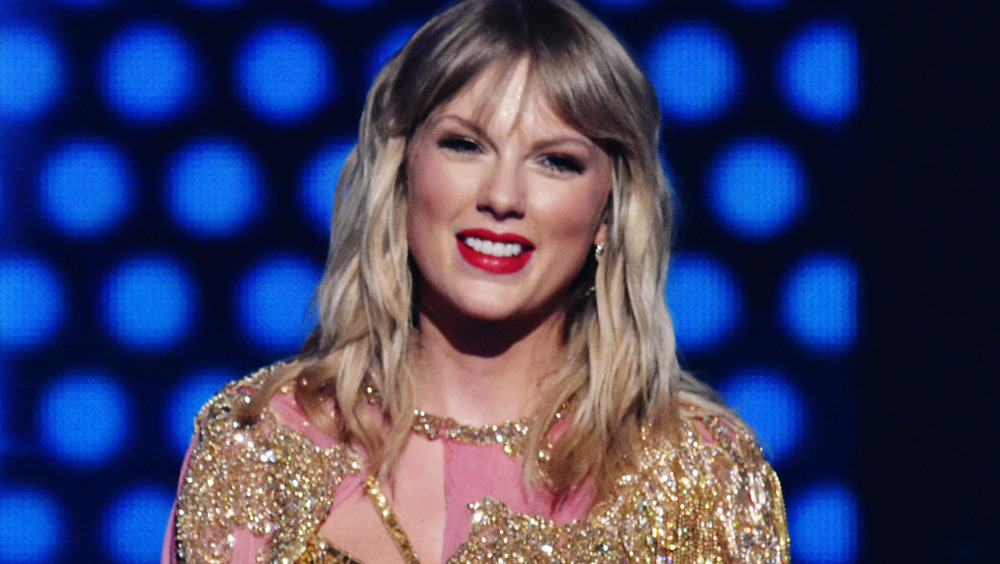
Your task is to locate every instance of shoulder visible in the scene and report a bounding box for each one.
[173,361,360,563]
[602,414,790,561]
[190,361,278,430]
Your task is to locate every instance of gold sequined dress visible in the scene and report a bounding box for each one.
[163,365,790,563]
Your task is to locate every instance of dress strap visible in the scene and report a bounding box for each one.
[362,475,422,564]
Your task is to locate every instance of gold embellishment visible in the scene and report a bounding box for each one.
[362,475,422,564]
[364,379,534,456]
[176,365,789,563]
[411,409,531,456]
[174,364,362,563]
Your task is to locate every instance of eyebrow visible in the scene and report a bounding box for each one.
[429,115,489,137]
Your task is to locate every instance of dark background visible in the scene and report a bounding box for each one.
[861,1,999,561]
[0,0,997,561]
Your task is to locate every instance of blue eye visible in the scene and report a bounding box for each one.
[543,154,585,174]
[438,137,480,153]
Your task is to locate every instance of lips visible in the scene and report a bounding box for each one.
[456,228,535,274]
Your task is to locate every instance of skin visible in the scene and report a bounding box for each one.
[406,58,612,425]
[320,58,613,564]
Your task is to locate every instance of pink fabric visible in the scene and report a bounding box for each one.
[163,390,594,563]
[441,441,592,560]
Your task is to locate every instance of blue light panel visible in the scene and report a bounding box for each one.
[301,140,353,233]
[165,368,235,455]
[185,0,244,6]
[781,254,858,352]
[0,487,63,563]
[0,26,63,121]
[588,0,654,8]
[366,22,419,83]
[666,252,742,352]
[707,137,805,240]
[316,0,379,8]
[719,368,805,464]
[0,254,64,349]
[39,139,132,237]
[238,253,321,354]
[102,255,197,351]
[789,482,859,563]
[167,139,262,237]
[0,363,7,453]
[645,22,741,123]
[0,169,6,231]
[102,485,175,564]
[39,371,129,466]
[779,22,858,124]
[54,0,111,6]
[727,0,788,8]
[101,23,198,122]
[237,24,335,123]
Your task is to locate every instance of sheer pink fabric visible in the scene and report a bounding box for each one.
[162,390,593,563]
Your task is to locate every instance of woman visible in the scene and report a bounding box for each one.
[164,0,789,562]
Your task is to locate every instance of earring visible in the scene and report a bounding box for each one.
[594,243,605,259]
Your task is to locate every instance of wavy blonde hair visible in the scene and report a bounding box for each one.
[246,0,730,498]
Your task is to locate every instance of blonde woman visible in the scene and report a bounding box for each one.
[164,0,789,562]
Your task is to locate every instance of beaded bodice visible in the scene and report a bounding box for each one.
[170,366,790,563]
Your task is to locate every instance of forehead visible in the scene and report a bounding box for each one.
[422,59,578,138]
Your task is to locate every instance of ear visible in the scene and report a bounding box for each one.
[593,222,609,248]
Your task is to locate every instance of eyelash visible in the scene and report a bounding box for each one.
[437,136,586,175]
[541,154,585,175]
[438,137,481,153]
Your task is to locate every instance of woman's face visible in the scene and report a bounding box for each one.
[406,59,612,326]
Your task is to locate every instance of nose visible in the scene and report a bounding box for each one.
[476,156,525,220]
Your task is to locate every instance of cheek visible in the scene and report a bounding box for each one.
[543,182,610,241]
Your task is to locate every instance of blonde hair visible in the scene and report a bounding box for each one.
[246,0,730,498]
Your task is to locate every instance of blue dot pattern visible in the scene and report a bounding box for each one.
[0,255,64,349]
[788,483,859,563]
[102,23,199,122]
[780,23,858,123]
[167,139,262,237]
[237,24,335,122]
[0,26,63,120]
[102,255,196,351]
[781,254,858,352]
[0,488,63,563]
[0,1,860,560]
[707,138,805,240]
[102,485,176,563]
[39,371,130,466]
[238,253,322,355]
[719,369,804,464]
[645,22,741,123]
[40,140,132,237]
[667,252,742,352]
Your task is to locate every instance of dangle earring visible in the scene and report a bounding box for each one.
[586,243,605,299]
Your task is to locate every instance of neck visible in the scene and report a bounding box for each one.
[411,308,565,426]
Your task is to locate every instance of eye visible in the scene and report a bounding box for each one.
[438,136,481,153]
[541,154,586,175]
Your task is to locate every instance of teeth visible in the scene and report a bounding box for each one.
[464,236,524,257]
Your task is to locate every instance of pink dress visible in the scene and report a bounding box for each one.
[162,368,592,563]
[163,364,790,563]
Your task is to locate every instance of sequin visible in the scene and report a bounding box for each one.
[173,365,790,563]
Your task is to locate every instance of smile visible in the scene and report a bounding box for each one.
[456,229,535,274]
[462,236,524,257]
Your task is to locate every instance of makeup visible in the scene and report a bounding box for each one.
[456,228,534,274]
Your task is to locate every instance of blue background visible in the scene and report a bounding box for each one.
[1,0,996,562]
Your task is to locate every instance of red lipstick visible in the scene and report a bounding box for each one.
[456,229,534,274]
